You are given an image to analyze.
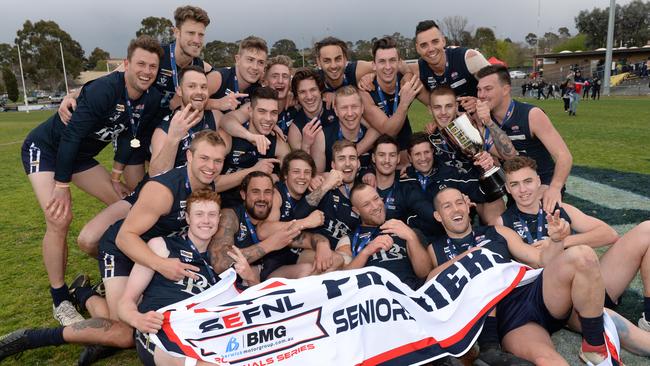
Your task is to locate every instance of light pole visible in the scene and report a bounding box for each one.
[603,0,616,96]
[59,41,69,94]
[16,43,29,113]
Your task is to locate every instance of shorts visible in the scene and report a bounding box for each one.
[260,248,300,281]
[496,272,570,338]
[21,138,98,175]
[98,223,134,279]
[135,330,156,366]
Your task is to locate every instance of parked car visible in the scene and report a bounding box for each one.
[509,70,527,79]
[49,92,65,103]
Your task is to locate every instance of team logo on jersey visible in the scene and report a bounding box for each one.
[511,125,519,132]
[180,250,193,261]
[115,104,125,112]
[160,69,173,77]
[176,272,210,295]
[177,200,187,220]
[327,114,336,123]
[95,122,127,143]
[451,71,459,79]
[237,222,248,242]
[427,76,435,88]
[158,76,168,86]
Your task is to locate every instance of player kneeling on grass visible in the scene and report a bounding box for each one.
[118,189,258,365]
[0,190,257,365]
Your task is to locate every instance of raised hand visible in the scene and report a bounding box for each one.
[546,210,570,243]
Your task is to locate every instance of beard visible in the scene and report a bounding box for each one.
[245,199,271,221]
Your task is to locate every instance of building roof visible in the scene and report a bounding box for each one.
[535,46,650,58]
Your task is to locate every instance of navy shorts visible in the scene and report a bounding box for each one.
[496,272,570,339]
[21,138,98,175]
[98,223,134,279]
[260,248,300,281]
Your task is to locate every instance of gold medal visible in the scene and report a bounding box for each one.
[130,138,141,148]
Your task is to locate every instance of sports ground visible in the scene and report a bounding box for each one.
[0,96,649,365]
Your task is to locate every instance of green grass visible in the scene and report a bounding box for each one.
[0,97,649,365]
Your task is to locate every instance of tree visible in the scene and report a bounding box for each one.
[552,34,588,53]
[87,47,110,71]
[203,40,238,68]
[0,43,15,70]
[3,68,19,102]
[618,0,650,47]
[353,39,373,61]
[540,32,560,52]
[390,32,416,60]
[525,33,538,48]
[473,27,497,57]
[574,7,611,49]
[441,16,469,46]
[575,1,650,49]
[270,39,300,64]
[136,16,174,45]
[558,27,571,38]
[14,20,85,90]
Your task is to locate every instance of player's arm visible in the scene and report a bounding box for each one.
[356,126,381,156]
[117,237,167,333]
[498,210,569,268]
[360,91,409,136]
[381,219,432,278]
[529,108,573,212]
[561,203,619,248]
[287,124,303,151]
[213,158,279,192]
[426,244,479,278]
[219,104,271,153]
[308,131,327,173]
[149,126,180,176]
[116,181,200,280]
[407,62,431,106]
[489,215,504,226]
[305,170,342,207]
[354,60,374,81]
[336,234,393,270]
[274,138,291,161]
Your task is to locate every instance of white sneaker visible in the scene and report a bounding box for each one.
[638,313,650,332]
[53,300,85,326]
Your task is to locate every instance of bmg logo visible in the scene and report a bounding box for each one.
[246,326,287,346]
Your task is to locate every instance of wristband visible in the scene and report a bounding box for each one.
[55,183,70,189]
[112,168,123,174]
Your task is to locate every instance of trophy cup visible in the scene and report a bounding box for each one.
[441,113,507,201]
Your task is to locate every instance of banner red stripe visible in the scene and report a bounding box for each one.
[357,266,527,366]
[162,311,201,359]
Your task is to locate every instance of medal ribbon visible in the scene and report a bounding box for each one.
[243,211,260,244]
[169,43,179,88]
[376,79,399,117]
[351,227,380,257]
[517,207,545,244]
[184,235,218,284]
[444,231,477,260]
[123,85,140,143]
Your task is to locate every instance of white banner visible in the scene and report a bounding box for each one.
[150,249,549,365]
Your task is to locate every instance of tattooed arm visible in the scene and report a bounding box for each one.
[209,209,302,272]
[305,170,343,207]
[485,120,517,160]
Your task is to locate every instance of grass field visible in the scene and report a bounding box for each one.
[0,96,649,365]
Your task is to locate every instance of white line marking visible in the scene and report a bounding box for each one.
[0,141,21,146]
[567,175,650,211]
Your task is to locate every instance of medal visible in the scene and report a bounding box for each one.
[130,138,141,148]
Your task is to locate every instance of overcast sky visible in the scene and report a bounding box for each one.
[0,0,633,58]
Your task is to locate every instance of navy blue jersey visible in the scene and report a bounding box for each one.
[418,47,478,97]
[319,61,358,93]
[276,181,311,221]
[138,235,216,313]
[428,130,480,181]
[156,44,204,111]
[231,204,262,256]
[277,107,297,136]
[429,226,511,266]
[292,102,338,132]
[497,100,555,185]
[220,134,279,208]
[300,187,360,249]
[501,204,572,245]
[346,226,421,290]
[26,72,161,182]
[323,123,371,171]
[158,110,217,168]
[404,166,441,204]
[210,66,260,112]
[368,75,413,150]
[377,175,441,236]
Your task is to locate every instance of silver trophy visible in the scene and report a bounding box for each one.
[441,114,507,201]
